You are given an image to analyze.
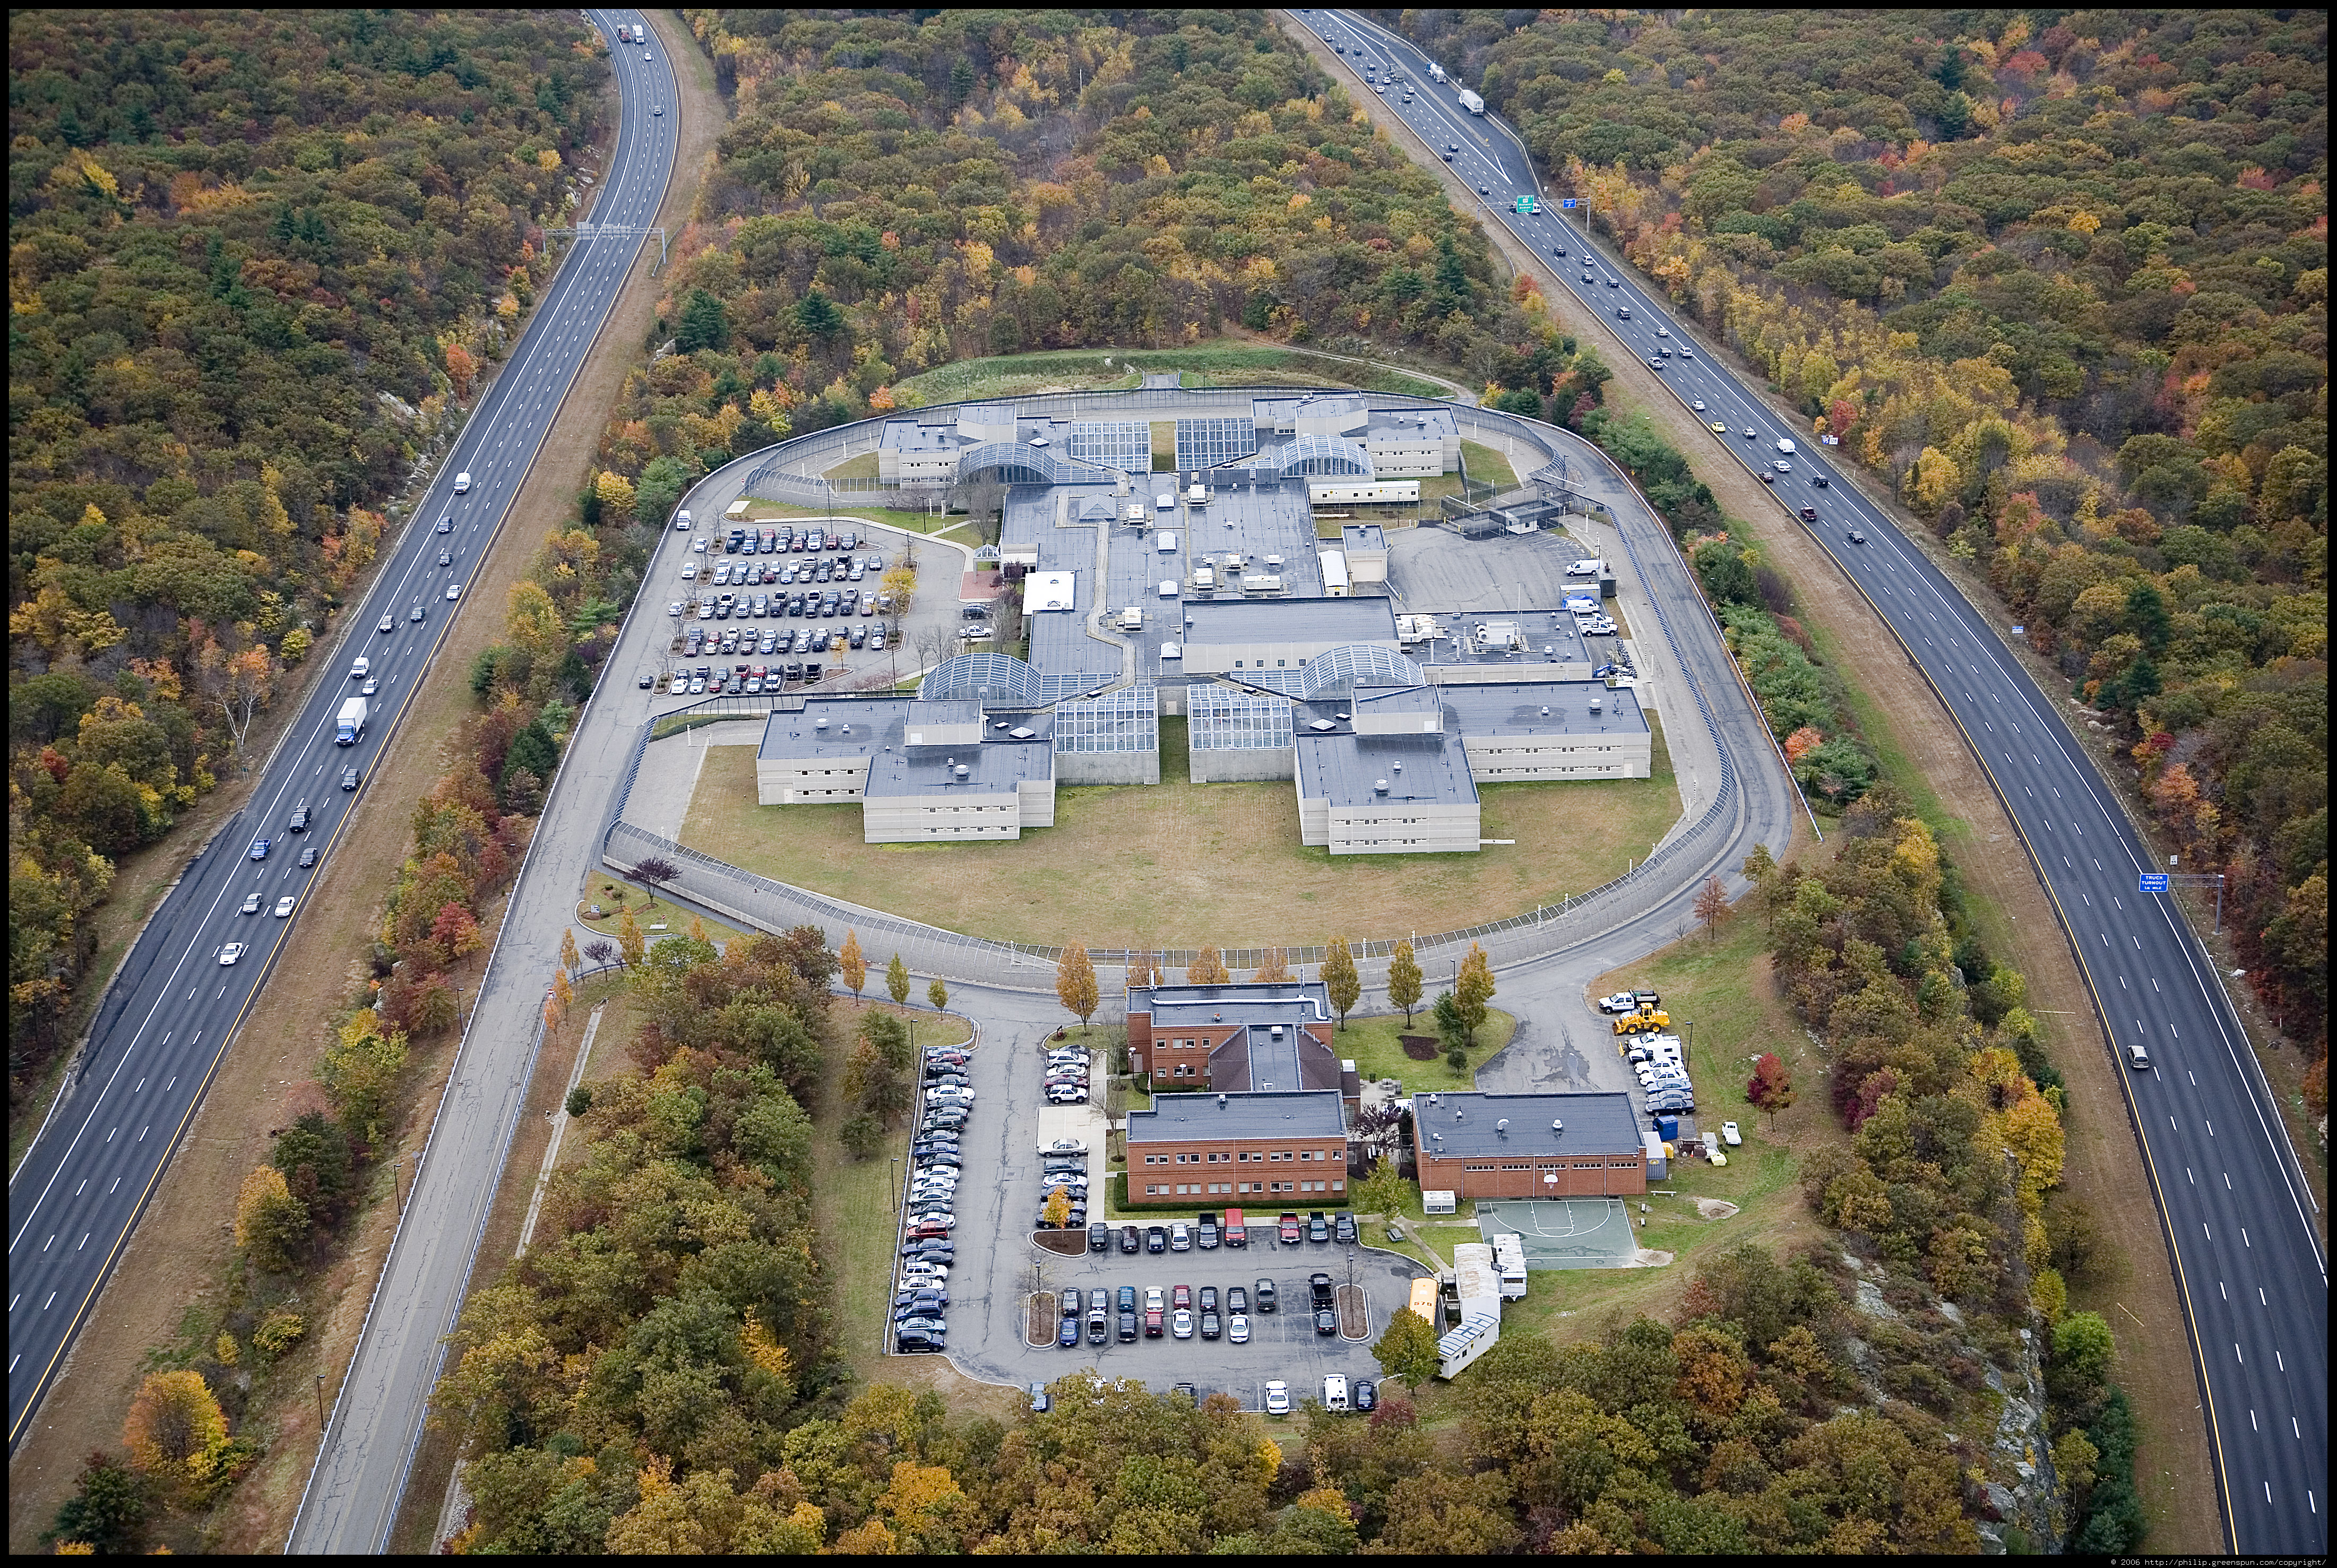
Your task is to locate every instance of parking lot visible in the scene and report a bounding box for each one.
[887,1014,1429,1408]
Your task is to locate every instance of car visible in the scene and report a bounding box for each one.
[1116,1309,1139,1342]
[1608,277,1619,287]
[1254,1278,1277,1313]
[894,1331,944,1354]
[273,894,296,918]
[1170,1283,1193,1311]
[378,612,396,634]
[1058,1316,1082,1348]
[1710,419,1730,434]
[1171,1308,1194,1339]
[1720,1121,1743,1147]
[361,673,380,696]
[652,104,662,115]
[348,656,369,680]
[896,1315,947,1336]
[1743,426,1757,439]
[1144,1309,1164,1338]
[1047,1085,1087,1104]
[1279,1212,1303,1245]
[1334,1212,1357,1244]
[1813,474,1830,488]
[446,582,462,600]
[1307,1212,1330,1244]
[1799,506,1819,523]
[1648,357,1665,372]
[1847,528,1867,544]
[1119,1225,1141,1254]
[240,892,263,915]
[341,765,360,790]
[1195,1285,1218,1313]
[439,547,453,566]
[1774,459,1792,473]
[453,471,472,493]
[1478,184,1489,196]
[249,836,272,861]
[435,514,453,534]
[2126,1042,2151,1070]
[1028,1381,1051,1413]
[1264,1381,1291,1415]
[410,602,425,623]
[1760,470,1775,484]
[1598,992,1637,1013]
[1354,1379,1377,1413]
[298,845,318,868]
[1656,326,1669,337]
[1146,1226,1168,1254]
[1692,399,1706,412]
[1199,1310,1222,1340]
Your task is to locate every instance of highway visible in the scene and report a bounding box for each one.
[1306,9,2327,1553]
[9,0,671,1495]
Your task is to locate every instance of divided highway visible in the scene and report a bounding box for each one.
[8,4,675,1501]
[1313,10,2326,1554]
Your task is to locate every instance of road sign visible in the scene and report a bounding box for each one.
[2140,873,2170,892]
[1560,197,1578,209]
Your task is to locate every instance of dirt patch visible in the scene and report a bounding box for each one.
[1336,1282,1368,1340]
[1694,1199,1740,1221]
[6,19,732,1557]
[1400,1035,1441,1061]
[1027,1295,1056,1348]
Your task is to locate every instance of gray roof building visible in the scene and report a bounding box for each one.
[1125,1088,1348,1144]
[1133,980,1333,1029]
[1411,1090,1644,1158]
[1213,1024,1343,1095]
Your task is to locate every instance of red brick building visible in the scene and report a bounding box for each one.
[1125,1089,1349,1207]
[1126,981,1334,1088]
[1409,1091,1648,1200]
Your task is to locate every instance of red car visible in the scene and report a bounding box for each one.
[1171,1284,1192,1311]
[1279,1211,1303,1244]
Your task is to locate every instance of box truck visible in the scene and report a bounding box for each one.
[335,696,368,746]
[1457,88,1485,115]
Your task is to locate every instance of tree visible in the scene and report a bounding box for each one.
[618,907,645,966]
[584,938,616,968]
[1056,942,1099,1025]
[1694,875,1731,935]
[1322,937,1360,1029]
[879,565,917,626]
[1371,1301,1444,1386]
[594,469,638,520]
[1353,1155,1410,1219]
[1253,947,1293,983]
[927,976,948,1012]
[1187,946,1230,985]
[795,289,846,339]
[1746,1053,1796,1127]
[44,1451,149,1555]
[887,952,910,1006]
[433,901,486,960]
[631,856,679,906]
[559,926,580,977]
[840,929,867,998]
[122,1371,228,1489]
[676,288,730,353]
[1453,942,1494,1042]
[1386,940,1423,1024]
[1041,1185,1073,1228]
[193,639,277,760]
[321,1014,409,1147]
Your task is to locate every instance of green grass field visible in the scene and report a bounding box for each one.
[1331,1008,1517,1092]
[1460,439,1519,490]
[890,344,1452,408]
[681,714,1678,951]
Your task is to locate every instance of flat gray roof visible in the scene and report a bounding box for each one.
[762,698,1055,796]
[1342,523,1388,553]
[1435,679,1648,739]
[1136,981,1333,1026]
[758,696,910,762]
[1407,607,1594,670]
[1214,1024,1341,1094]
[1181,595,1397,645]
[1126,1088,1347,1143]
[877,419,958,452]
[1295,726,1478,807]
[1412,1090,1643,1158]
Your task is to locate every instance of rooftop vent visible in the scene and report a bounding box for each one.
[1308,719,1338,732]
[1496,1118,1509,1135]
[1270,1024,1283,1038]
[1374,779,1389,794]
[815,716,828,729]
[1540,706,1550,716]
[1010,726,1036,739]
[1551,1118,1564,1133]
[1392,761,1402,772]
[1218,1093,1227,1107]
[954,764,970,779]
[1453,1109,1464,1121]
[1427,1093,1438,1105]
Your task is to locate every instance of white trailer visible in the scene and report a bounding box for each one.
[335,696,368,746]
[1318,549,1350,597]
[1457,88,1485,115]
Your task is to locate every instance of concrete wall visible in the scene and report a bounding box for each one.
[1057,749,1159,786]
[1325,800,1481,855]
[861,790,1026,842]
[1461,731,1651,781]
[757,755,871,805]
[1427,659,1594,685]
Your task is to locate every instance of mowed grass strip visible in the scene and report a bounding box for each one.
[680,714,1678,949]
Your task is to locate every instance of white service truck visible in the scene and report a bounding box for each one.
[1428,62,1446,83]
[335,695,368,746]
[1457,88,1485,115]
[1775,437,1796,455]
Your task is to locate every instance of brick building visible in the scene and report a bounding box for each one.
[1126,981,1334,1087]
[1409,1091,1647,1200]
[1125,1089,1349,1207]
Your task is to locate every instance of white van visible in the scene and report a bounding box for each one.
[1323,1374,1349,1412]
[452,471,471,493]
[1775,437,1796,455]
[676,509,692,529]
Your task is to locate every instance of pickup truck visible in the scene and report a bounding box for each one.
[1278,1211,1304,1245]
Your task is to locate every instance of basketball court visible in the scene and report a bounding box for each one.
[1476,1197,1640,1269]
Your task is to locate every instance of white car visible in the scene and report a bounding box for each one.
[220,942,247,966]
[360,676,378,696]
[1228,1313,1250,1344]
[692,538,708,552]
[377,613,395,634]
[652,104,662,116]
[1171,1309,1194,1339]
[1774,460,1792,473]
[680,563,697,580]
[1598,992,1637,1013]
[1743,427,1757,439]
[928,1085,976,1103]
[1692,400,1706,412]
[273,895,296,918]
[453,471,471,493]
[240,892,263,915]
[669,601,683,617]
[1656,326,1669,337]
[446,582,462,600]
[1264,1380,1291,1415]
[1720,1121,1742,1147]
[1046,1086,1086,1104]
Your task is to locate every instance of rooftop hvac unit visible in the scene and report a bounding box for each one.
[1392,761,1402,772]
[815,716,828,729]
[1270,1025,1284,1038]
[1374,779,1389,794]
[954,764,970,779]
[1453,1110,1464,1121]
[1218,1093,1227,1107]
[1496,1118,1509,1132]
[1551,1119,1564,1133]
[1540,706,1550,716]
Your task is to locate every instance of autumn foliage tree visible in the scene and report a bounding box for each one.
[1186,946,1230,986]
[1386,938,1423,1024]
[234,1163,309,1274]
[840,929,867,998]
[122,1371,228,1492]
[1321,937,1361,1029]
[1055,941,1099,1026]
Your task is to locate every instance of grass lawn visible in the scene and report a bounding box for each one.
[1461,439,1518,490]
[680,713,1679,951]
[739,499,965,537]
[824,451,879,481]
[889,344,1451,408]
[1332,1009,1517,1092]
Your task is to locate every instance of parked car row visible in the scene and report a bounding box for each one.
[896,1043,976,1352]
[1263,1375,1376,1415]
[1058,1277,1288,1346]
[1036,1143,1090,1233]
[1042,1043,1089,1107]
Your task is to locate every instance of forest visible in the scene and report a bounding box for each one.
[1403,9,2327,1067]
[8,9,608,1107]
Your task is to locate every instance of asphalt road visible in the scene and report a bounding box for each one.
[1311,10,2328,1552]
[250,12,676,1552]
[5,12,674,1463]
